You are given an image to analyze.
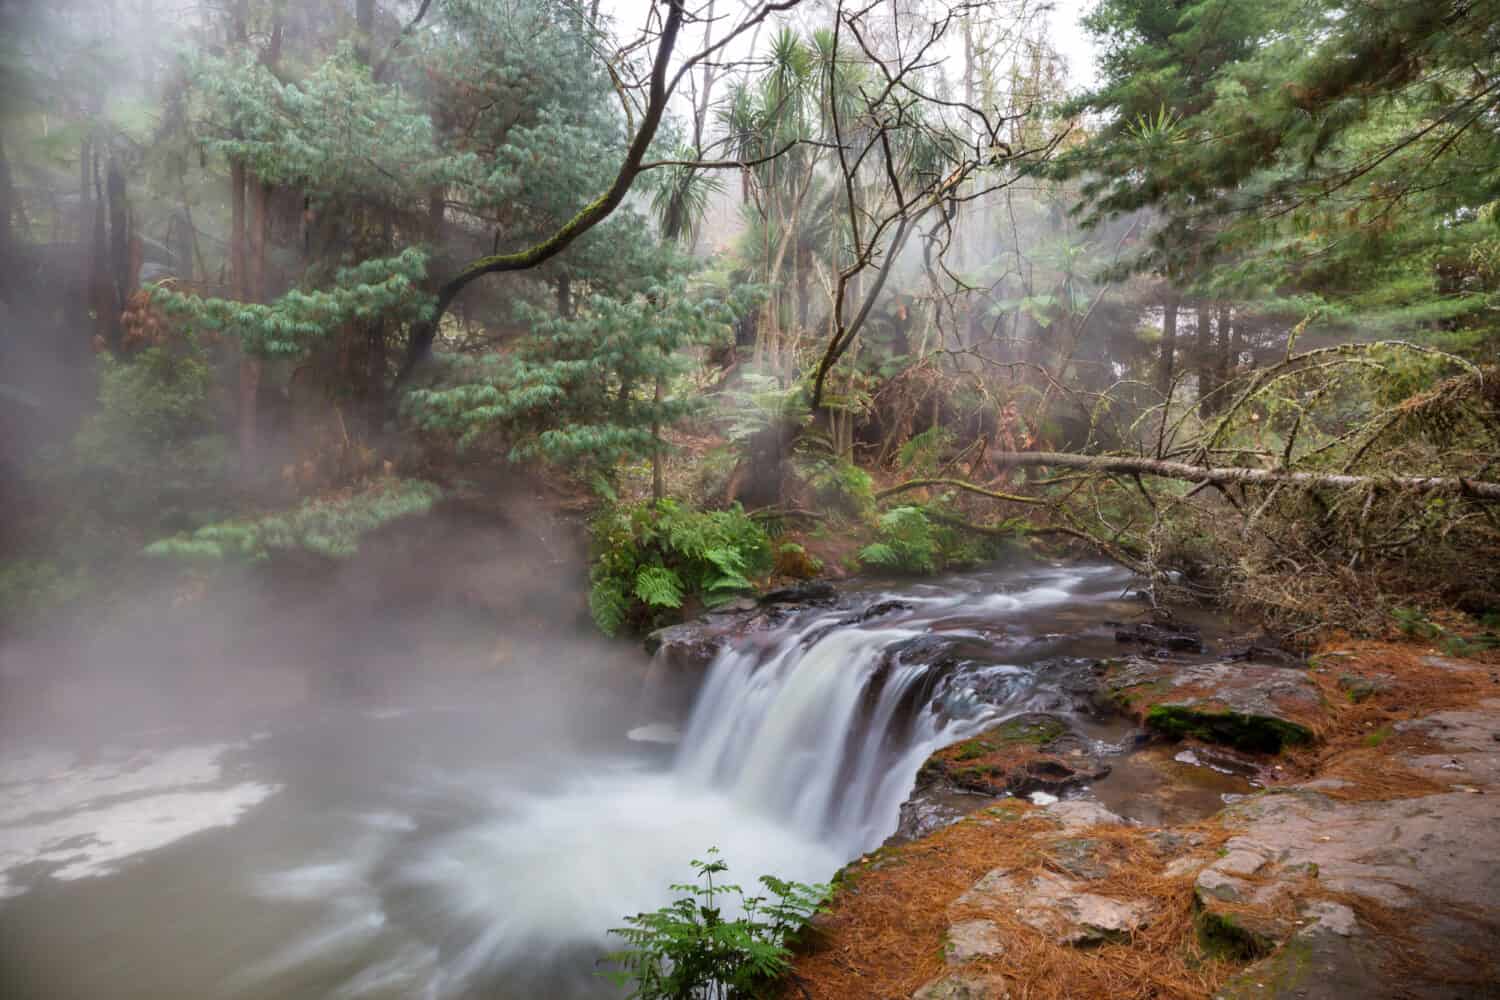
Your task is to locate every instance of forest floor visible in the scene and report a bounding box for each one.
[788,638,1500,1000]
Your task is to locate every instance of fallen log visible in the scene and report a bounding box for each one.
[978,452,1500,501]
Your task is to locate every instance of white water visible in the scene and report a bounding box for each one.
[1,564,1136,999]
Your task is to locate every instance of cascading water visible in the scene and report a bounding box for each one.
[1,563,1143,999]
[672,567,1121,858]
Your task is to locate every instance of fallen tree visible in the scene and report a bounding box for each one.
[975,452,1500,501]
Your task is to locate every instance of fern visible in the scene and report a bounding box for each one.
[635,566,686,609]
[589,577,631,635]
[602,850,828,1000]
[587,500,774,634]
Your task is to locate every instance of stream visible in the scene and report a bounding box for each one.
[0,561,1248,998]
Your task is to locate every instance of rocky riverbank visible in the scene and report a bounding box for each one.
[787,638,1500,999]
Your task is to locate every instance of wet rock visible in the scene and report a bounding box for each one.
[1100,657,1319,753]
[854,598,914,623]
[1224,641,1304,668]
[957,868,1151,946]
[758,580,836,605]
[945,919,1006,964]
[1110,619,1205,654]
[894,715,1111,843]
[912,971,1011,1000]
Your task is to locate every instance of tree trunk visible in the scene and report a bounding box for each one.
[106,158,129,352]
[651,373,665,502]
[355,0,376,65]
[557,272,573,319]
[1195,304,1216,418]
[88,154,112,347]
[1157,298,1177,398]
[237,175,268,483]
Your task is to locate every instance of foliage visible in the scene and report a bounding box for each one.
[859,504,1009,575]
[588,500,773,635]
[602,849,828,1000]
[859,506,940,574]
[407,275,754,474]
[144,479,441,562]
[152,250,433,360]
[0,559,93,624]
[72,343,228,518]
[794,447,875,521]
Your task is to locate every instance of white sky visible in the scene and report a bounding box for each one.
[599,0,1101,98]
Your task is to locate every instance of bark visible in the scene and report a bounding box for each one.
[88,155,112,346]
[238,177,269,482]
[980,452,1500,501]
[355,0,376,65]
[1195,303,1216,418]
[651,373,665,502]
[1217,304,1235,391]
[106,158,129,351]
[1157,298,1177,398]
[229,161,246,298]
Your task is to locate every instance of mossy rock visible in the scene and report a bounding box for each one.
[1146,703,1313,754]
[1196,908,1277,962]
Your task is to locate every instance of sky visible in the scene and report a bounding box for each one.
[598,0,1102,93]
[1048,0,1100,89]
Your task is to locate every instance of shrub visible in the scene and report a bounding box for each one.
[71,343,228,520]
[859,504,1010,575]
[588,500,773,635]
[602,850,828,1000]
[145,478,441,562]
[859,506,939,573]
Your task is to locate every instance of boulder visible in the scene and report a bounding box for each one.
[1099,657,1320,753]
[893,715,1111,843]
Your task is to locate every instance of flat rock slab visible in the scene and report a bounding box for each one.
[956,868,1151,946]
[1100,657,1320,753]
[1198,762,1500,995]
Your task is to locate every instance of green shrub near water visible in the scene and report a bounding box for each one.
[588,500,773,635]
[859,504,1012,575]
[603,850,828,1000]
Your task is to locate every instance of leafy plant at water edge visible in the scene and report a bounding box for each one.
[859,506,939,573]
[602,849,828,1000]
[859,504,1010,575]
[588,500,773,635]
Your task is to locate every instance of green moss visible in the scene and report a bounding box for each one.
[1364,726,1393,748]
[991,715,1067,745]
[951,740,995,761]
[1145,703,1313,754]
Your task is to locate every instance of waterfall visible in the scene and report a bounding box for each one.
[670,569,1100,857]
